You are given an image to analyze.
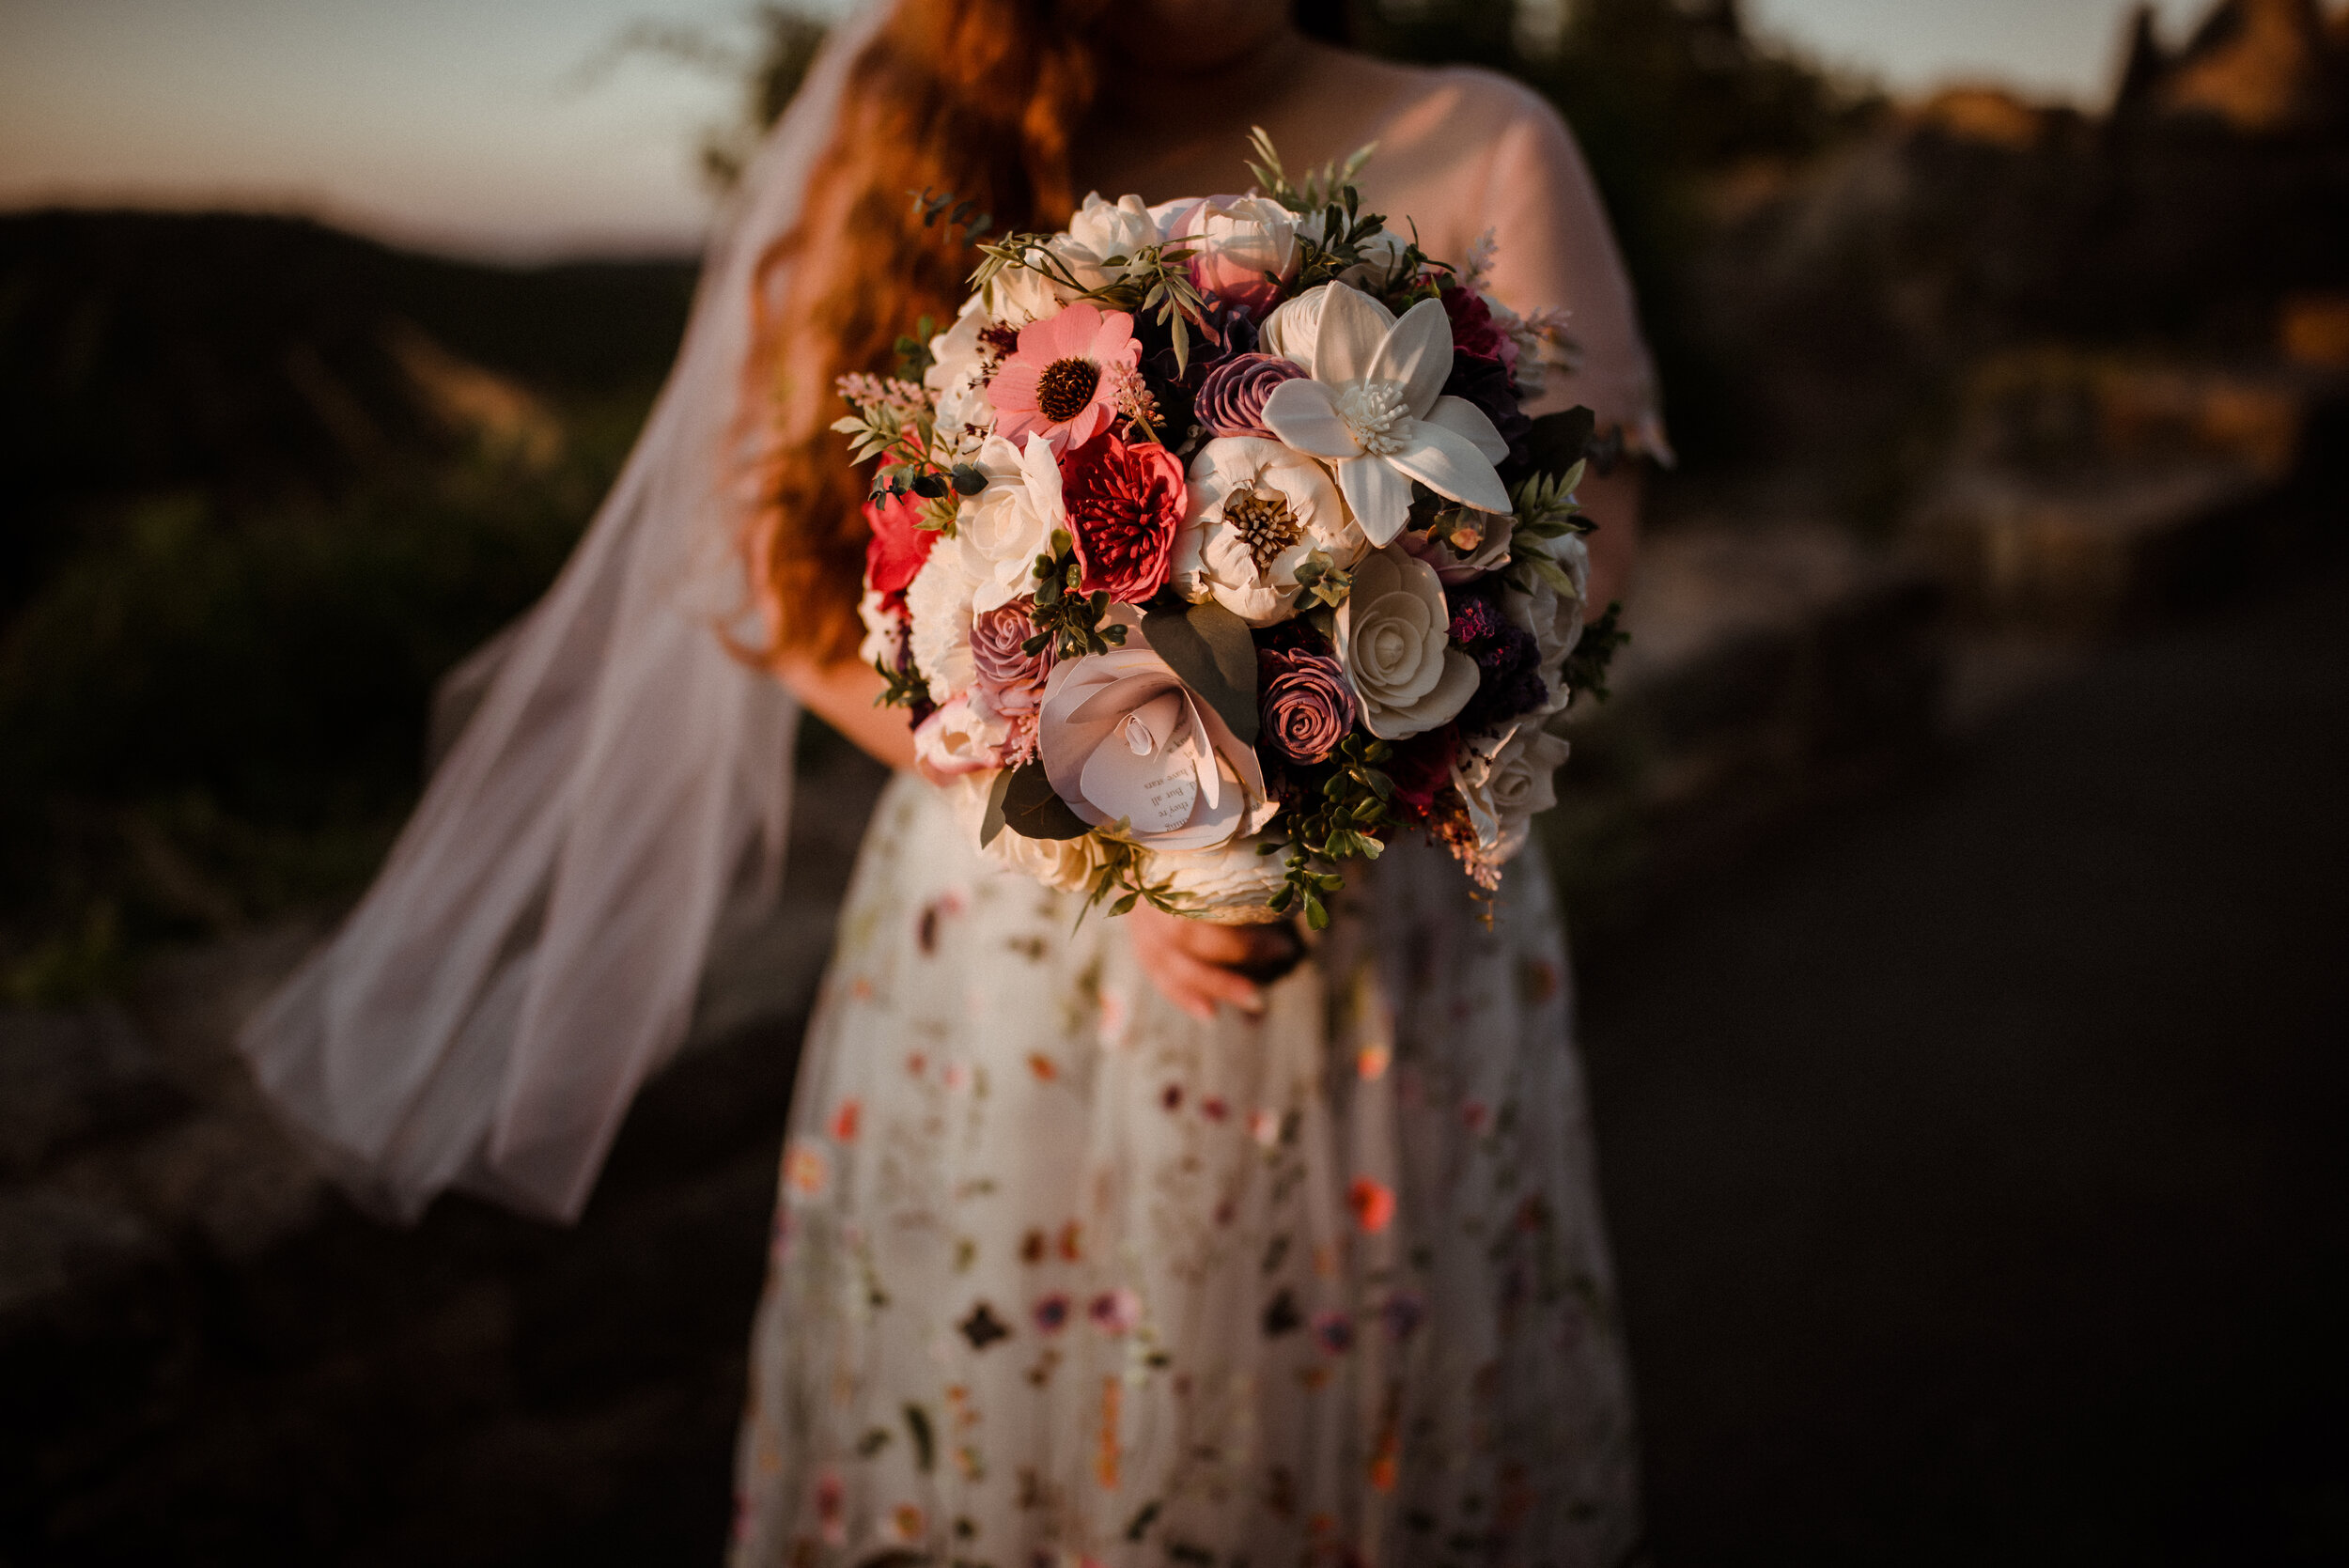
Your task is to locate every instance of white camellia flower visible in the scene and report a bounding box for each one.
[1172,437,1361,627]
[1501,529,1592,715]
[1148,839,1292,924]
[1258,284,1513,545]
[1451,722,1571,864]
[1333,543,1479,738]
[956,432,1066,613]
[1057,192,1162,288]
[905,534,981,704]
[925,296,996,438]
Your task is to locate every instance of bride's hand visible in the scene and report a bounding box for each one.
[1126,903,1305,1022]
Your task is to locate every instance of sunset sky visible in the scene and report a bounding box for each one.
[0,0,2214,261]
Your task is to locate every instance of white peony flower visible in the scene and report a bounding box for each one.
[905,533,980,704]
[1334,543,1480,738]
[1146,839,1292,922]
[1501,530,1591,715]
[1172,436,1361,626]
[1258,284,1513,546]
[956,432,1066,614]
[1451,722,1570,865]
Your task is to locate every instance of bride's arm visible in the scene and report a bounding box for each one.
[771,654,920,773]
[1477,85,1664,609]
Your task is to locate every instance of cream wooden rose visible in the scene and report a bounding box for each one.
[1332,544,1479,738]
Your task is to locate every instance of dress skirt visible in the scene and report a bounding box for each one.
[730,772,1641,1568]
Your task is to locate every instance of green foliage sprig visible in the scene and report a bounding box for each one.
[1263,734,1395,930]
[1023,529,1129,660]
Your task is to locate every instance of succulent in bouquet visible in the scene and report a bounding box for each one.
[833,132,1625,927]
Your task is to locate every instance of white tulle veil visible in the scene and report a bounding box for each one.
[238,5,891,1224]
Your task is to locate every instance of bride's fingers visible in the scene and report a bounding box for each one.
[1141,941,1266,1021]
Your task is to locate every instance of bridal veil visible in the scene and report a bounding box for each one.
[237,8,889,1224]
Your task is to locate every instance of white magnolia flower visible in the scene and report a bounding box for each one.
[1333,543,1479,738]
[1147,839,1292,922]
[1451,721,1570,865]
[925,295,997,437]
[1172,437,1360,626]
[1501,530,1591,715]
[905,534,980,704]
[956,433,1066,613]
[1258,284,1513,546]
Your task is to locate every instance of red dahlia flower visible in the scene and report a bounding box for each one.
[1061,432,1187,604]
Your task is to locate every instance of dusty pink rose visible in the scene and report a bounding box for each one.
[1195,352,1308,440]
[1061,432,1187,604]
[1257,648,1356,765]
[1168,194,1299,313]
[970,600,1054,714]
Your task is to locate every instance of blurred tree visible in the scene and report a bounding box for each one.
[1349,0,1885,466]
[583,6,831,194]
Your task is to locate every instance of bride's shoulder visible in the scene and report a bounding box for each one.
[1340,58,1575,207]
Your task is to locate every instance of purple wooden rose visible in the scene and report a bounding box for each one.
[1258,647,1357,766]
[1196,352,1308,441]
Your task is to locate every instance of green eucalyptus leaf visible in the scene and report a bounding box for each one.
[978,767,1016,848]
[1143,600,1259,746]
[1001,761,1091,841]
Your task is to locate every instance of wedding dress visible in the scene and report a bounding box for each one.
[235,7,1662,1563]
[729,51,1662,1568]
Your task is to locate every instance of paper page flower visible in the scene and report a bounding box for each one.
[1333,544,1480,738]
[1258,284,1513,546]
[987,303,1140,453]
[1037,644,1272,853]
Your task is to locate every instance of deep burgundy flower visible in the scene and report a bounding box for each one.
[1440,284,1511,364]
[863,490,937,601]
[1196,352,1309,440]
[1060,432,1187,603]
[1257,647,1357,765]
[1384,724,1459,818]
[1449,585,1548,731]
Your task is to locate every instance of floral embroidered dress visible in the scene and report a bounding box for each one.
[732,65,1661,1568]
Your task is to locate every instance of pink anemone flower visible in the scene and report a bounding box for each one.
[987,302,1140,452]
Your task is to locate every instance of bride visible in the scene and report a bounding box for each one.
[241,1,1666,1563]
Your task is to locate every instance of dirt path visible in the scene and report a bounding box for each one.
[1580,564,2349,1563]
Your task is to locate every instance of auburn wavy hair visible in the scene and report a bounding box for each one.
[738,0,1107,667]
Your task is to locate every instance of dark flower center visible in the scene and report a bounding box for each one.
[1036,357,1101,423]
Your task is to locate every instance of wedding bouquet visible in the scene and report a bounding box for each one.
[837,133,1622,926]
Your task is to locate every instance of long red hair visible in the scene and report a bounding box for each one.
[739,0,1104,666]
